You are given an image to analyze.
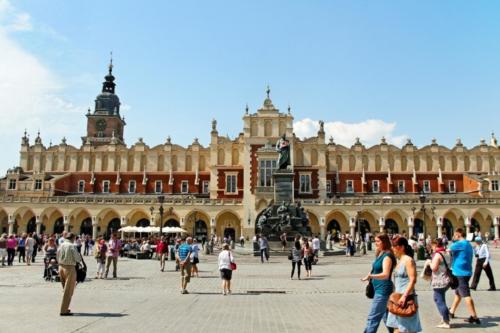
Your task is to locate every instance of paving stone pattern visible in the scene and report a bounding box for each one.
[1,248,500,332]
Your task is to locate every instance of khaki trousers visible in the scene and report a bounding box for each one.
[105,256,118,278]
[59,264,76,314]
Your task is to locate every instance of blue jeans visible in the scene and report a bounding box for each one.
[433,287,450,322]
[364,292,393,333]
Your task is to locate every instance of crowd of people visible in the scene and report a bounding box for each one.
[362,228,496,332]
[0,226,497,329]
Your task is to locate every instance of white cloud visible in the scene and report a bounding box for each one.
[0,0,32,31]
[0,1,85,174]
[294,118,408,147]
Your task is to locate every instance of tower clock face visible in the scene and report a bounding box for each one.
[96,118,107,131]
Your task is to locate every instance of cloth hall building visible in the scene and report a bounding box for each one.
[1,63,500,242]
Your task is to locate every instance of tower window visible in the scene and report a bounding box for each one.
[128,180,136,194]
[155,181,163,194]
[423,180,431,193]
[78,180,85,193]
[103,180,110,193]
[181,180,189,194]
[346,180,354,193]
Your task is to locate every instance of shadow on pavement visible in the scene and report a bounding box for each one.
[73,313,128,317]
[451,316,499,329]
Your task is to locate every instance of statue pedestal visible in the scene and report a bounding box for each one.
[273,169,294,204]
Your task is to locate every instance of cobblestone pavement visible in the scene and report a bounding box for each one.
[1,248,499,333]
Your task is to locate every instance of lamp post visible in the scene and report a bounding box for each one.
[356,210,362,242]
[419,191,427,240]
[158,195,165,237]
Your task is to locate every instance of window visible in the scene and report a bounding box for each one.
[8,179,16,190]
[398,180,405,193]
[259,159,277,187]
[202,181,209,194]
[423,180,431,193]
[78,180,85,193]
[346,180,354,193]
[226,174,237,194]
[326,180,332,194]
[181,180,189,194]
[448,180,456,193]
[155,180,162,194]
[103,180,110,193]
[492,180,499,191]
[34,179,42,191]
[128,180,136,193]
[300,174,312,193]
[372,180,380,193]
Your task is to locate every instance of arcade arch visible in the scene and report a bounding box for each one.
[307,211,321,236]
[13,206,36,234]
[325,210,349,234]
[185,210,211,238]
[470,208,494,235]
[384,209,407,235]
[215,210,241,240]
[0,209,8,234]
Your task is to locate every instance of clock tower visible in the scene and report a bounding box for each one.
[82,56,126,146]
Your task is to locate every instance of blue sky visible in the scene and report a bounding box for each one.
[0,1,499,174]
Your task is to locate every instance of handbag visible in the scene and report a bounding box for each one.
[76,255,87,283]
[438,252,458,289]
[229,252,237,270]
[288,250,293,261]
[387,292,418,317]
[365,280,374,299]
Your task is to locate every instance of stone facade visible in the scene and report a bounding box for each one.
[1,66,500,241]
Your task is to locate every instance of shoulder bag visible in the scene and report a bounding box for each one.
[76,254,87,283]
[387,292,418,317]
[229,252,237,271]
[438,252,458,289]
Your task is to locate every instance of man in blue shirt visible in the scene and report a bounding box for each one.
[449,228,480,325]
[176,237,192,294]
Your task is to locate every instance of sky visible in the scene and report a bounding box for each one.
[0,0,499,175]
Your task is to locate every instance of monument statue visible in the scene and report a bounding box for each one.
[255,200,310,240]
[276,134,291,170]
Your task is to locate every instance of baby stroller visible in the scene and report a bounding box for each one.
[44,257,60,282]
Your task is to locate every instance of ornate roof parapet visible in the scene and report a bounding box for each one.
[258,86,278,113]
[491,132,498,148]
[211,119,218,134]
[34,131,43,146]
[21,129,29,146]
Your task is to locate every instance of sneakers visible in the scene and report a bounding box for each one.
[464,316,481,325]
[436,322,451,329]
[488,287,496,291]
[181,289,189,294]
[222,290,226,295]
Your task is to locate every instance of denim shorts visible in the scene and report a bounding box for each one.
[455,276,471,297]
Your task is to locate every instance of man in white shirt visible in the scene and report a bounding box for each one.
[312,235,320,260]
[471,237,496,291]
[56,233,82,316]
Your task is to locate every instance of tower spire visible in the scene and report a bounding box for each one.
[102,53,116,94]
[108,51,113,75]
